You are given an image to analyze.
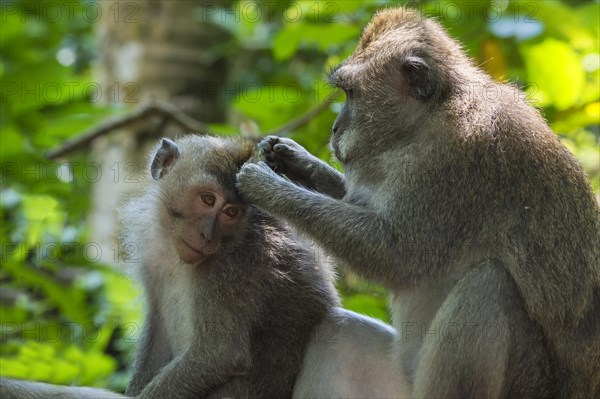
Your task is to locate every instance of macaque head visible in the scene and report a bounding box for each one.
[327,7,466,163]
[149,136,255,264]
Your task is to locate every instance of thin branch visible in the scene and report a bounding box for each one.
[148,100,211,135]
[265,89,341,136]
[46,100,211,160]
[46,91,341,160]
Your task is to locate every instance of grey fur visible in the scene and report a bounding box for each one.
[293,307,409,398]
[121,135,339,398]
[0,378,127,399]
[0,134,410,398]
[237,6,600,399]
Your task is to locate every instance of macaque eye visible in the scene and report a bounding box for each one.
[343,88,354,99]
[223,207,239,218]
[200,193,216,207]
[170,208,183,218]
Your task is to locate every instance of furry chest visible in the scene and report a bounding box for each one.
[156,267,197,356]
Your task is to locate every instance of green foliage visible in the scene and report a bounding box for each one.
[523,38,585,110]
[1,0,598,391]
[1,0,137,390]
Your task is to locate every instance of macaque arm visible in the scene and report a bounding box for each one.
[126,310,172,396]
[238,163,406,287]
[206,377,250,398]
[136,348,249,399]
[259,136,347,199]
[308,160,347,199]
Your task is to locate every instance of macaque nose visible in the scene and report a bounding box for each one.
[198,217,216,243]
[200,232,212,243]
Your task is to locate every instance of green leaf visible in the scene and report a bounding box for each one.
[234,83,309,130]
[273,26,302,61]
[273,23,360,61]
[0,125,24,159]
[523,38,585,110]
[343,293,389,323]
[534,1,597,50]
[21,195,64,246]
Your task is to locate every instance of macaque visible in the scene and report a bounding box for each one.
[237,6,600,398]
[0,134,408,399]
[120,135,339,398]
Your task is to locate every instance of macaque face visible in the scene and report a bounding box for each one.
[150,137,254,265]
[328,65,360,162]
[327,62,394,163]
[165,185,246,264]
[327,45,435,163]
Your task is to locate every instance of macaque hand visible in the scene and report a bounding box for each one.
[259,136,322,188]
[236,161,293,207]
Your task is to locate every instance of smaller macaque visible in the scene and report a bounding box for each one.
[120,136,339,398]
[0,135,408,399]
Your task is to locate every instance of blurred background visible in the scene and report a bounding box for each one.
[1,0,598,391]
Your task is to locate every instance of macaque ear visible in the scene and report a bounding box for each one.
[151,138,181,180]
[402,56,436,101]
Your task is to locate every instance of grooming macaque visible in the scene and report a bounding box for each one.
[237,6,600,399]
[120,135,339,398]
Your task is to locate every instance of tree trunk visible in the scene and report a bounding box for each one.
[90,0,232,263]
